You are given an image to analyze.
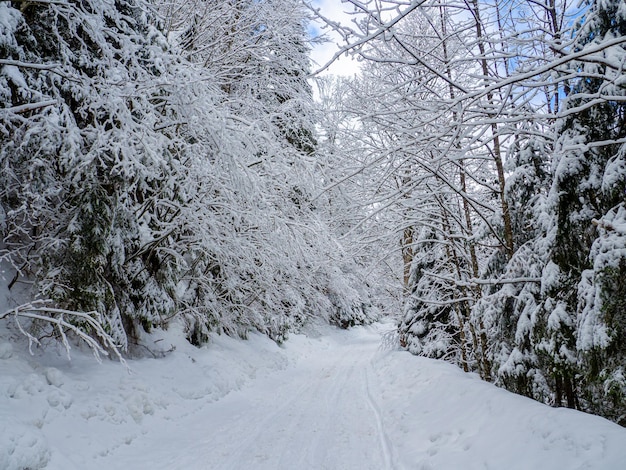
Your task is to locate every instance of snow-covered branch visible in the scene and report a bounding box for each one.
[306,0,428,76]
[8,0,70,4]
[461,277,542,287]
[2,100,57,114]
[0,301,126,366]
[592,218,626,235]
[409,296,475,306]
[0,59,61,70]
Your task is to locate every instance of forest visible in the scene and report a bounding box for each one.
[1,0,625,428]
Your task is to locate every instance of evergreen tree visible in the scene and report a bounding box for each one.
[545,0,626,415]
[400,223,464,362]
[0,0,191,348]
[476,137,552,400]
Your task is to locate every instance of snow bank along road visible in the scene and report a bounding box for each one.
[3,322,626,469]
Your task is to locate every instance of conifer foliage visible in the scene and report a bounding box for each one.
[0,0,184,349]
[548,0,626,421]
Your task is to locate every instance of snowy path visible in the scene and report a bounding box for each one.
[3,321,626,470]
[105,330,396,470]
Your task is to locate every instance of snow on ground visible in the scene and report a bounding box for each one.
[2,311,626,469]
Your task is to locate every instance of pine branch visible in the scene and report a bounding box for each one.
[463,277,542,286]
[421,269,541,287]
[409,295,475,306]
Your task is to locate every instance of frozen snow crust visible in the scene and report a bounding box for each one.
[2,319,626,469]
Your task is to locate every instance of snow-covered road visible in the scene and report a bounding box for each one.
[3,321,626,469]
[104,329,395,470]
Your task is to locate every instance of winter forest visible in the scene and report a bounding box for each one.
[1,0,625,436]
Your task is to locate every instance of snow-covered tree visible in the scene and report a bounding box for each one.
[546,0,626,418]
[472,133,553,400]
[400,221,466,364]
[159,0,379,335]
[0,0,378,355]
[0,0,193,348]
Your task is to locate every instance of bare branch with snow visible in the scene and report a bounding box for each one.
[0,300,127,367]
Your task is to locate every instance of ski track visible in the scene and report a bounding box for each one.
[106,331,393,470]
[364,364,398,470]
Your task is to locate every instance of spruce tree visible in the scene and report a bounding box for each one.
[400,221,465,363]
[547,0,626,418]
[476,138,552,400]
